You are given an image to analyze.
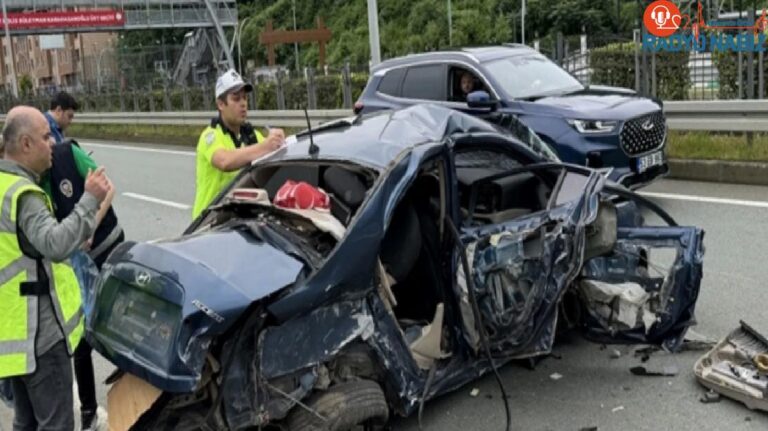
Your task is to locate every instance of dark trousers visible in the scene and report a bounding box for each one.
[73,339,96,414]
[10,341,74,431]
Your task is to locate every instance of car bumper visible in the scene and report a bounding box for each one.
[611,162,670,189]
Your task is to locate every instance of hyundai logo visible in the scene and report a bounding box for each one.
[641,119,655,131]
[135,271,152,287]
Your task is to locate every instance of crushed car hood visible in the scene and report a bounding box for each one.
[87,227,307,392]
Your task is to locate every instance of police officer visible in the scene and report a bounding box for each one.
[193,69,286,218]
[0,106,110,431]
[42,135,123,430]
[43,91,79,146]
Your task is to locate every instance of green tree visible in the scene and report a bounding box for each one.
[19,75,33,96]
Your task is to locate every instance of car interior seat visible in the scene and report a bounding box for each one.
[322,166,368,225]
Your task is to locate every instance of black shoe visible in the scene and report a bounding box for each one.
[81,409,97,431]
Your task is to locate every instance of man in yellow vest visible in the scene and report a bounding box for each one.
[0,106,111,430]
[193,68,286,218]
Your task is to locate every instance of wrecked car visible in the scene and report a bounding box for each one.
[85,105,705,430]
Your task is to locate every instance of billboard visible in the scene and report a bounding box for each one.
[39,34,65,49]
[2,10,125,30]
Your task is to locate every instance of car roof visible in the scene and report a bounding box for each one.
[371,45,537,73]
[271,104,507,169]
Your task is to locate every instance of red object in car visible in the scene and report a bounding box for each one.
[274,180,330,211]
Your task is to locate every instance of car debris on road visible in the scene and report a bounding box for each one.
[695,321,768,412]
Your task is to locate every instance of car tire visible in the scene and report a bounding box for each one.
[286,379,389,431]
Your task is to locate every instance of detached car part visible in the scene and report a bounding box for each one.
[695,321,768,412]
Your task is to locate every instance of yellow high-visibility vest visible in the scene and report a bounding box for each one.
[0,171,83,378]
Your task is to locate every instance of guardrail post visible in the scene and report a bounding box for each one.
[276,71,286,110]
[183,85,191,111]
[306,67,317,110]
[119,86,126,112]
[202,85,211,110]
[748,52,755,100]
[163,86,172,111]
[634,29,641,93]
[738,51,743,99]
[651,50,657,98]
[759,49,765,99]
[149,87,156,112]
[249,86,257,109]
[342,62,352,109]
[132,91,139,112]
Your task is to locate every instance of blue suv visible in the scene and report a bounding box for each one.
[355,45,669,188]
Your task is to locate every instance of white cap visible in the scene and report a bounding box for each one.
[215,69,253,99]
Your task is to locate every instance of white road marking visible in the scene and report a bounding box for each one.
[123,192,190,210]
[639,191,768,209]
[80,141,194,156]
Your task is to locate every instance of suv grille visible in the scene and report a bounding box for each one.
[620,111,666,156]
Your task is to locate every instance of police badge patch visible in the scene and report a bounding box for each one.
[59,179,74,198]
[206,131,215,145]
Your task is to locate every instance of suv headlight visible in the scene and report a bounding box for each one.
[568,119,618,134]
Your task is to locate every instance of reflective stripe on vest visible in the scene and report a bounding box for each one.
[0,172,83,378]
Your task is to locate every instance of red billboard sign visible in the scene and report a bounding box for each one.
[2,10,125,30]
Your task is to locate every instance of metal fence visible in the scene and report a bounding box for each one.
[0,62,371,113]
[553,30,767,101]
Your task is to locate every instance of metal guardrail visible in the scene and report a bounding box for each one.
[30,110,353,129]
[664,101,768,132]
[1,103,767,132]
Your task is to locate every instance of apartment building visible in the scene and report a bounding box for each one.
[0,32,116,93]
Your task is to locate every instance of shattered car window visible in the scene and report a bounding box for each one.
[455,149,522,171]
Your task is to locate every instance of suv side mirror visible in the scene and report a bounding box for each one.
[466,90,499,110]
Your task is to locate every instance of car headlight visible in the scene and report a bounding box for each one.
[567,119,618,134]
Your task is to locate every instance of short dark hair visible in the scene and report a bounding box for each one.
[50,92,79,111]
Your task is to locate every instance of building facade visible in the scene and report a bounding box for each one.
[0,32,116,94]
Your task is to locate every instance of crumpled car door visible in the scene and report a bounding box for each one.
[457,164,603,358]
[576,190,705,351]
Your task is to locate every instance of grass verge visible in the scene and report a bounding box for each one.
[667,131,768,162]
[68,123,201,147]
[68,123,304,148]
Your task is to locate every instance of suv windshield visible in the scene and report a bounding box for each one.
[485,54,584,99]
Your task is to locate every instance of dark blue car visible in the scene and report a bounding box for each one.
[86,105,702,430]
[355,45,669,189]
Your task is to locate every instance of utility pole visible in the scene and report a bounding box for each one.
[292,0,300,72]
[521,0,526,45]
[1,0,17,98]
[367,0,381,66]
[448,0,453,46]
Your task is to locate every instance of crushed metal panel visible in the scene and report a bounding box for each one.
[695,321,768,412]
[469,220,584,357]
[260,301,374,379]
[107,373,163,431]
[579,227,704,350]
[579,280,656,333]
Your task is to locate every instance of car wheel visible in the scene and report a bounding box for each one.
[286,379,389,431]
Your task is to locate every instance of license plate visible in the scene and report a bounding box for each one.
[636,151,664,173]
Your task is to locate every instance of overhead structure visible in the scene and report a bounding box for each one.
[1,0,239,85]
